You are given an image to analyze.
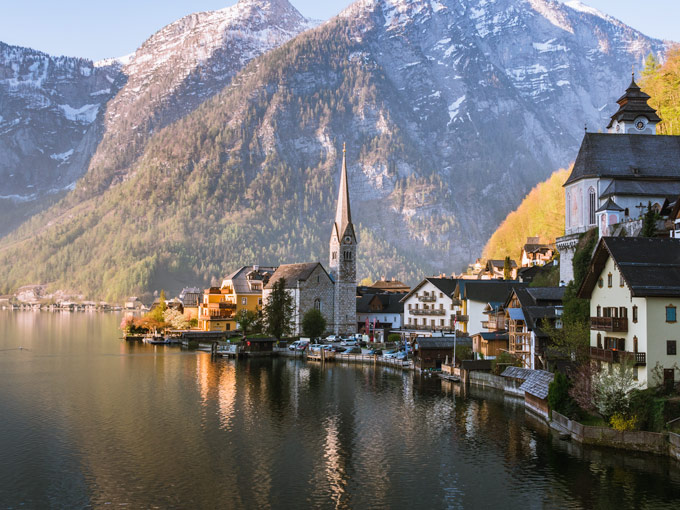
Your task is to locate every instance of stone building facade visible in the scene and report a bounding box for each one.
[263,262,334,337]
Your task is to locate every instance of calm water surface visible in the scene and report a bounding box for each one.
[1,311,680,509]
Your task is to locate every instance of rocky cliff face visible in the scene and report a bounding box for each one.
[0,43,123,233]
[80,0,316,195]
[0,0,315,234]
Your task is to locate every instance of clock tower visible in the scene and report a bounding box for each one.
[606,73,661,135]
[329,143,357,335]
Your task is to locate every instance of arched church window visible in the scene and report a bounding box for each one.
[566,191,571,227]
[344,251,352,261]
[588,187,596,225]
[314,299,321,311]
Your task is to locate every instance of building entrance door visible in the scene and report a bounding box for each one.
[664,369,675,390]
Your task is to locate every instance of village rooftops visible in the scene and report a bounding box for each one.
[456,280,526,303]
[600,180,680,200]
[579,237,680,298]
[564,133,680,186]
[356,293,406,314]
[369,278,410,293]
[399,277,460,302]
[415,337,456,349]
[222,265,277,294]
[265,262,330,289]
[519,370,554,400]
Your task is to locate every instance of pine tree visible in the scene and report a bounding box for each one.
[642,53,660,77]
[503,256,512,280]
[641,202,658,237]
[263,278,294,340]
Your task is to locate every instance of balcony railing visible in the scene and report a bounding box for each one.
[455,313,469,322]
[411,308,445,315]
[590,347,646,366]
[482,320,506,330]
[590,316,628,332]
[418,295,436,302]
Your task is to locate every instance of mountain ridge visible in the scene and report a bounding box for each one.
[0,0,670,300]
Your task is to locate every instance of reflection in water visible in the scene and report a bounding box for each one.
[1,311,680,509]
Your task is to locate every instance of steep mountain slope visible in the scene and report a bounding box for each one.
[0,0,314,236]
[0,0,668,300]
[482,167,569,261]
[79,0,316,197]
[0,43,123,233]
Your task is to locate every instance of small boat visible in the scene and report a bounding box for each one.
[144,334,168,344]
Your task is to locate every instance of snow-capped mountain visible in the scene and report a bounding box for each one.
[82,0,316,194]
[0,0,315,234]
[0,0,671,298]
[0,42,122,222]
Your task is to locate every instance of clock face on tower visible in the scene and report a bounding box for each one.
[634,116,648,131]
[344,235,352,244]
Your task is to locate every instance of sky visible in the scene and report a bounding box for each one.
[1,0,678,62]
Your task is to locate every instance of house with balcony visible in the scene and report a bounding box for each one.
[578,237,680,388]
[520,237,554,267]
[198,265,277,332]
[197,287,237,331]
[504,287,565,370]
[452,280,526,336]
[401,277,460,333]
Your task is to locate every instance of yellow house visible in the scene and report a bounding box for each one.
[198,265,277,332]
[579,237,680,389]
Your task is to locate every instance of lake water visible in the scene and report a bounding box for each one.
[1,311,680,509]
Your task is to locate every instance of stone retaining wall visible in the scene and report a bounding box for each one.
[552,411,672,456]
[469,371,505,390]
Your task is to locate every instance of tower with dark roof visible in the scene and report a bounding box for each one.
[607,73,661,134]
[329,143,357,335]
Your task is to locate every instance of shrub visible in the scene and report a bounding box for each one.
[549,372,578,418]
[388,333,401,343]
[610,413,638,431]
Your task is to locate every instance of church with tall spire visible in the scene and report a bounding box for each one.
[329,143,358,335]
[263,143,357,336]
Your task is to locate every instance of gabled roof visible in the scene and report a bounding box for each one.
[265,262,329,289]
[501,366,533,380]
[487,259,518,269]
[595,197,625,213]
[456,280,526,304]
[416,338,456,349]
[356,293,406,314]
[369,279,410,292]
[579,237,680,298]
[600,180,680,200]
[474,331,509,341]
[519,370,554,399]
[400,277,459,302]
[223,265,277,294]
[564,133,680,186]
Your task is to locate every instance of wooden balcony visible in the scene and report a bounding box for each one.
[418,295,437,302]
[590,347,646,366]
[451,298,462,306]
[412,308,445,315]
[590,316,628,332]
[455,312,469,322]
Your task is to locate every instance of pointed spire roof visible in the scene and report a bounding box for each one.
[607,73,661,128]
[333,142,355,240]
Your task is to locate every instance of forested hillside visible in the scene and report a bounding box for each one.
[641,46,680,135]
[482,168,569,261]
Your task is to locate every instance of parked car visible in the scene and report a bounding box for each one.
[322,345,334,351]
[340,339,357,346]
[383,350,398,358]
[326,334,341,342]
[309,344,324,352]
[367,349,383,356]
[345,346,361,354]
[288,340,310,351]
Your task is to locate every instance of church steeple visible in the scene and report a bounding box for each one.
[607,72,661,134]
[333,142,355,242]
[329,142,357,336]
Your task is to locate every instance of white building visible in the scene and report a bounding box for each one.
[578,237,680,388]
[401,278,459,332]
[453,280,526,336]
[557,76,680,283]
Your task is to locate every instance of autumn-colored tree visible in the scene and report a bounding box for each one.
[483,168,570,261]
